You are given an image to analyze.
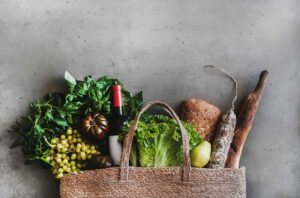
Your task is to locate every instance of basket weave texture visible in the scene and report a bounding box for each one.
[60,101,246,198]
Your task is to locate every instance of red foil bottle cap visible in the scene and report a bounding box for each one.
[112,85,122,107]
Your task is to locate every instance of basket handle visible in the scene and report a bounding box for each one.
[119,100,191,182]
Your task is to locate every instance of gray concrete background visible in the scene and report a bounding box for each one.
[0,0,299,197]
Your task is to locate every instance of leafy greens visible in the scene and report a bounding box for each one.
[119,115,201,167]
[10,72,143,164]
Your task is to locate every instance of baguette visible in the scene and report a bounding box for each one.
[225,70,268,169]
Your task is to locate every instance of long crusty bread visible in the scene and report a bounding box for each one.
[225,71,268,168]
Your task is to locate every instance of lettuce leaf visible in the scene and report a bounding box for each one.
[120,115,201,167]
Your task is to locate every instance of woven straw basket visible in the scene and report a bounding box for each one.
[60,101,246,198]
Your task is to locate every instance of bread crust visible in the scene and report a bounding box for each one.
[181,99,222,142]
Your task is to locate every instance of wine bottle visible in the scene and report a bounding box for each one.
[109,85,127,165]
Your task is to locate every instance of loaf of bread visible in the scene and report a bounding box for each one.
[181,99,222,142]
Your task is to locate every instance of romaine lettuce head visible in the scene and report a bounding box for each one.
[119,114,201,167]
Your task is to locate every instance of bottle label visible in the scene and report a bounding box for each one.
[109,135,122,165]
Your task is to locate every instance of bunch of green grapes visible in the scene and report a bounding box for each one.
[48,128,100,179]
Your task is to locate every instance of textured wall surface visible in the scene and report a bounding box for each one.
[0,0,299,197]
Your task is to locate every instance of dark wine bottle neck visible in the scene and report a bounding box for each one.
[113,106,123,116]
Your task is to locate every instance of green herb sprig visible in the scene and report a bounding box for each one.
[10,71,143,164]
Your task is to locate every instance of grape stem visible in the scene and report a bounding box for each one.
[43,136,54,148]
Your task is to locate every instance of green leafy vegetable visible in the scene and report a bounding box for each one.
[119,115,201,167]
[64,71,77,86]
[63,74,142,123]
[9,94,67,164]
[10,72,143,164]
